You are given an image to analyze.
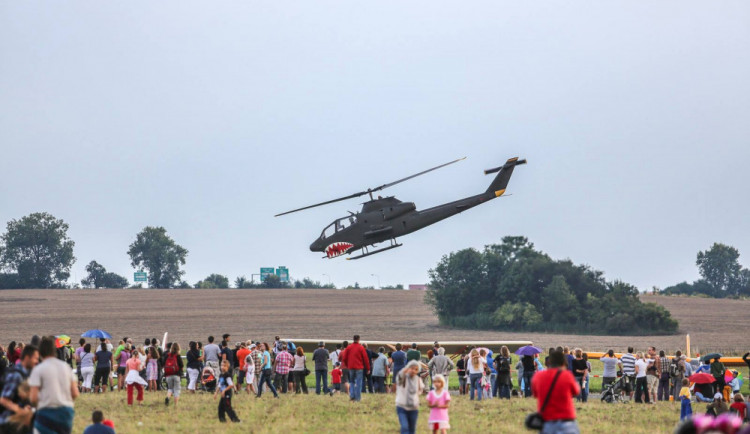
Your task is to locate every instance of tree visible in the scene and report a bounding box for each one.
[81,260,129,288]
[194,273,229,289]
[261,274,289,288]
[127,227,188,288]
[235,276,250,288]
[0,212,76,288]
[696,243,743,295]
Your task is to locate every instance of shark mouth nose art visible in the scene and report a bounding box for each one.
[326,242,354,258]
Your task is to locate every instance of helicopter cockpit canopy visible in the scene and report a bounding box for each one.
[320,215,356,239]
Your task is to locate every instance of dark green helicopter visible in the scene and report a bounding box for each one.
[275,156,526,260]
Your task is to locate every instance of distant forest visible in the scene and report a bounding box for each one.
[425,236,678,335]
[660,243,750,298]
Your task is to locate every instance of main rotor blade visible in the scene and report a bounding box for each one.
[274,190,369,217]
[371,156,466,192]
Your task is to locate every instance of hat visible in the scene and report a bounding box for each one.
[318,341,325,347]
[714,393,723,400]
[249,344,257,349]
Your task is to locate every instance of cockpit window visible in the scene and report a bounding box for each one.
[320,216,356,239]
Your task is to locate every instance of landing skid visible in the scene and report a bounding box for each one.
[346,240,403,260]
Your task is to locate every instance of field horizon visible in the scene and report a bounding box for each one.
[1,289,748,355]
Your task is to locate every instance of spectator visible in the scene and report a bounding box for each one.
[256,343,278,399]
[620,347,636,400]
[395,361,424,434]
[729,393,746,420]
[707,392,728,416]
[391,344,407,393]
[339,335,370,402]
[455,353,467,396]
[467,349,486,401]
[330,362,342,395]
[493,346,512,399]
[29,336,78,434]
[0,345,39,432]
[656,350,671,401]
[710,356,727,396]
[78,344,95,393]
[163,342,183,407]
[600,350,618,388]
[531,350,580,434]
[521,353,536,398]
[124,348,147,406]
[82,410,115,434]
[406,344,421,363]
[242,344,257,395]
[426,374,451,434]
[215,360,241,423]
[427,348,454,383]
[678,378,692,420]
[671,351,686,403]
[330,344,342,367]
[146,347,159,392]
[203,336,221,381]
[646,346,658,403]
[312,342,330,395]
[292,347,308,394]
[563,347,574,371]
[220,341,234,382]
[339,341,350,396]
[634,352,650,404]
[372,347,389,393]
[186,342,203,394]
[273,343,293,394]
[115,343,131,393]
[250,342,263,392]
[235,342,250,393]
[571,348,588,403]
[93,342,113,394]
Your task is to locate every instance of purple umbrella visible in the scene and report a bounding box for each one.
[515,345,543,356]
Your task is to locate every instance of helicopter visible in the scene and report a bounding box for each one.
[275,156,526,260]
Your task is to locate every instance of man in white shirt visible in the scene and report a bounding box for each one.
[29,336,79,433]
[633,352,651,404]
[330,344,341,367]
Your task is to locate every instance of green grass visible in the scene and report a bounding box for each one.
[72,388,694,433]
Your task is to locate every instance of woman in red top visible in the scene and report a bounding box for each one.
[730,393,746,420]
[531,350,581,434]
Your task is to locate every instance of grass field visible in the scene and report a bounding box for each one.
[72,387,689,433]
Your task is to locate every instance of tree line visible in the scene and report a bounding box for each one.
[660,242,750,298]
[0,212,336,290]
[425,236,679,335]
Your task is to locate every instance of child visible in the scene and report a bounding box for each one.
[330,362,342,395]
[729,394,746,420]
[427,374,451,434]
[678,378,692,420]
[214,360,240,423]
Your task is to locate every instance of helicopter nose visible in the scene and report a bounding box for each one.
[310,239,322,252]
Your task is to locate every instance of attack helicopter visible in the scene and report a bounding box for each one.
[275,156,526,260]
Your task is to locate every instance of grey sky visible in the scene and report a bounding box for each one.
[2,2,749,290]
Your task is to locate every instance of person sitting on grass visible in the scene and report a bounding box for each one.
[678,378,692,420]
[426,374,451,434]
[82,410,115,434]
[215,360,240,423]
[706,392,728,416]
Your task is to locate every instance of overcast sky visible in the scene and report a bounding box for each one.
[1,1,749,290]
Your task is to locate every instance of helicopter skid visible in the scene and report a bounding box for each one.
[346,242,403,260]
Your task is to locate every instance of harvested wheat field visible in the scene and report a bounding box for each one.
[0,289,748,354]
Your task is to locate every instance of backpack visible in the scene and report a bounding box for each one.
[669,360,680,378]
[164,354,179,376]
[498,357,511,373]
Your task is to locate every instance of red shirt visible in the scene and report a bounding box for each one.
[531,368,580,421]
[236,348,250,370]
[730,402,746,419]
[331,368,342,384]
[340,342,371,371]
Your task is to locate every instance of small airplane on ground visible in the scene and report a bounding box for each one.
[275,156,526,260]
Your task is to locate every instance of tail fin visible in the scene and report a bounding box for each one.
[485,157,526,196]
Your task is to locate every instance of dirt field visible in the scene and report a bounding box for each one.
[0,289,747,354]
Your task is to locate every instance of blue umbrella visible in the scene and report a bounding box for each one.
[81,329,112,339]
[515,345,543,356]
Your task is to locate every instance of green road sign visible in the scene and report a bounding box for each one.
[134,272,147,282]
[276,266,289,283]
[260,267,274,282]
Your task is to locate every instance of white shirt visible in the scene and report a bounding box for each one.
[28,357,75,409]
[330,350,340,366]
[467,357,486,375]
[635,359,649,378]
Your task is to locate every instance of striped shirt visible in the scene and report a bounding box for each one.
[274,351,293,375]
[620,353,636,376]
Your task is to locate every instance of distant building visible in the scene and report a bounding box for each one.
[408,284,429,291]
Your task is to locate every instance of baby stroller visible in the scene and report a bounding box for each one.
[600,376,625,403]
[200,366,217,393]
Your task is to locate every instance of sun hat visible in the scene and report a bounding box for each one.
[714,392,723,400]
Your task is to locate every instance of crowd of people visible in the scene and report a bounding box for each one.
[1,334,750,434]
